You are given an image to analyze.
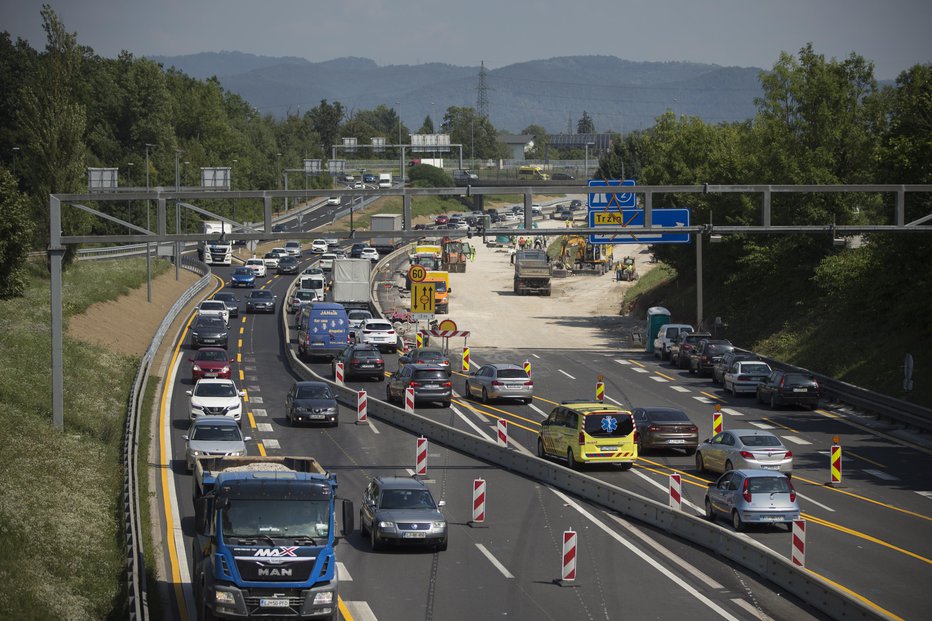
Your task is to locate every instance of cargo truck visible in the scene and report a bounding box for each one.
[514,249,552,295]
[200,220,233,265]
[370,213,402,254]
[328,258,371,310]
[191,455,354,621]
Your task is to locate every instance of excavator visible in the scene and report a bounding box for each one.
[559,235,614,274]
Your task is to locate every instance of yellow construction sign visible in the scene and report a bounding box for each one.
[411,282,436,315]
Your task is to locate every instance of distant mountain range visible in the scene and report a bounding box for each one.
[149,52,766,134]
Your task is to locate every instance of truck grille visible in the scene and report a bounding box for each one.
[235,559,314,582]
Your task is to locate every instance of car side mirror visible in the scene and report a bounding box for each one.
[438,500,446,507]
[182,435,189,441]
[238,390,246,397]
[244,436,252,442]
[185,390,192,396]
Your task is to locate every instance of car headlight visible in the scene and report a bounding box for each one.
[214,591,236,605]
[433,521,446,529]
[192,365,202,372]
[378,520,395,528]
[191,332,199,338]
[192,404,205,411]
[312,592,333,606]
[221,366,230,373]
[324,407,337,414]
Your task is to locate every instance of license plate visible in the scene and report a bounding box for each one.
[260,598,291,608]
[761,464,781,470]
[759,515,781,522]
[600,446,618,451]
[309,414,325,419]
[793,387,808,392]
[403,531,427,539]
[668,439,686,444]
[507,384,523,389]
[360,364,374,368]
[204,373,218,378]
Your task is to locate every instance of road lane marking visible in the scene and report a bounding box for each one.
[475,544,514,578]
[247,412,257,429]
[252,408,267,417]
[863,469,900,481]
[236,353,241,363]
[257,423,273,432]
[614,359,632,365]
[803,513,932,565]
[629,359,646,367]
[917,491,932,500]
[531,353,541,359]
[692,396,713,404]
[263,439,280,449]
[341,600,376,621]
[761,417,797,433]
[449,404,493,440]
[551,489,742,621]
[337,562,351,581]
[792,473,932,522]
[720,407,742,416]
[605,396,624,406]
[238,369,244,381]
[655,371,677,381]
[794,492,835,512]
[250,396,264,404]
[631,468,704,514]
[847,450,887,469]
[781,435,811,445]
[671,386,691,393]
[454,399,541,432]
[730,598,773,621]
[558,369,576,379]
[801,570,904,621]
[632,367,650,374]
[650,376,670,382]
[700,391,722,401]
[748,422,775,429]
[238,338,243,348]
[528,402,549,418]
[257,442,267,456]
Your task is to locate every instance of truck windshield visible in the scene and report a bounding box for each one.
[222,499,331,539]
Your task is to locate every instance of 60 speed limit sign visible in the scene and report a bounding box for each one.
[408,264,427,283]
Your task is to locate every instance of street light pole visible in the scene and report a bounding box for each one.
[396,102,404,183]
[144,143,155,302]
[231,159,237,223]
[585,142,594,180]
[12,146,20,178]
[174,149,182,281]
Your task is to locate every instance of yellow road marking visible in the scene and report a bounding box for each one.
[239,326,244,334]
[257,442,267,456]
[846,450,887,469]
[791,474,932,522]
[238,369,244,381]
[451,399,539,433]
[804,569,905,621]
[700,391,723,401]
[813,408,932,456]
[533,395,562,406]
[338,597,353,620]
[236,353,241,363]
[241,317,246,324]
[761,417,798,433]
[655,371,677,381]
[248,412,257,429]
[628,359,646,367]
[803,513,932,565]
[238,338,243,349]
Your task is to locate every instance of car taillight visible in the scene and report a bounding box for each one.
[388,330,395,335]
[689,426,698,432]
[524,380,533,387]
[784,451,793,459]
[742,478,752,503]
[789,479,797,502]
[633,428,639,443]
[737,375,749,381]
[491,380,505,386]
[740,451,755,459]
[345,334,352,343]
[441,381,452,387]
[578,431,585,445]
[779,376,785,387]
[375,359,383,365]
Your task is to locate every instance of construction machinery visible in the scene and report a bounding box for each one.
[618,256,639,281]
[441,236,471,273]
[514,249,552,295]
[559,235,614,274]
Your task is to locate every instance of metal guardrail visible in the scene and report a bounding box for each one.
[123,255,212,620]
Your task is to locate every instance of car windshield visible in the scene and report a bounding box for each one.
[496,369,529,379]
[379,489,436,510]
[366,322,392,331]
[785,374,816,386]
[196,350,228,362]
[296,385,333,399]
[197,318,225,329]
[195,383,236,397]
[222,499,331,539]
[706,344,733,355]
[233,268,252,276]
[247,260,263,266]
[428,281,447,292]
[415,351,444,361]
[740,435,782,447]
[295,291,315,300]
[584,412,634,437]
[250,291,273,299]
[747,477,791,494]
[191,424,241,441]
[413,370,448,381]
[351,349,381,360]
[647,410,690,422]
[348,311,372,321]
[741,363,771,374]
[200,302,225,311]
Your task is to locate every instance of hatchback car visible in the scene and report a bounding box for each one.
[285,380,339,426]
[397,347,450,374]
[183,416,250,471]
[186,378,244,424]
[311,239,329,254]
[434,215,449,226]
[385,364,452,408]
[287,289,319,314]
[695,430,793,475]
[360,476,447,551]
[189,347,233,381]
[689,339,734,375]
[349,243,368,258]
[360,247,380,262]
[319,253,336,271]
[632,407,699,454]
[672,332,712,369]
[190,316,229,350]
[347,309,373,336]
[724,360,773,395]
[212,292,240,318]
[464,364,533,404]
[356,318,397,353]
[756,371,821,409]
[326,196,341,206]
[277,255,299,274]
[705,469,799,532]
[712,351,760,384]
[538,401,637,470]
[245,290,276,313]
[197,300,229,325]
[362,173,377,183]
[284,240,302,256]
[325,238,340,250]
[229,267,256,288]
[333,344,385,381]
[244,258,267,278]
[262,252,280,269]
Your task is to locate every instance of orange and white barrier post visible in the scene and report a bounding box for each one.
[497,419,508,447]
[669,474,682,510]
[524,359,531,377]
[334,361,344,386]
[713,403,723,435]
[415,437,428,476]
[830,437,842,485]
[791,520,806,567]
[462,346,470,372]
[471,478,486,524]
[561,530,577,583]
[405,387,415,414]
[356,390,367,424]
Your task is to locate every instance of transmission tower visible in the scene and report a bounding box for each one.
[476,60,490,118]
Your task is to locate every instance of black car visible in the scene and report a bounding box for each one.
[757,371,821,409]
[398,347,451,375]
[245,290,276,313]
[713,351,760,384]
[285,380,339,426]
[385,364,452,408]
[552,172,575,181]
[689,339,734,376]
[360,476,448,551]
[350,243,368,258]
[569,199,583,209]
[212,292,240,318]
[632,407,699,454]
[277,255,299,274]
[190,316,229,350]
[333,344,385,381]
[672,332,712,369]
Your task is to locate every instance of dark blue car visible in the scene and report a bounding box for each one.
[230,267,256,288]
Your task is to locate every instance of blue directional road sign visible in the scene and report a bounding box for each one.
[587,208,691,244]
[588,179,636,209]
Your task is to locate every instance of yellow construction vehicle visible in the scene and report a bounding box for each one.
[559,235,614,274]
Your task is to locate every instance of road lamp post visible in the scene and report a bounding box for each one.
[144,143,155,302]
[396,102,404,183]
[126,162,134,223]
[174,148,182,281]
[585,142,594,180]
[12,146,20,178]
[231,159,237,222]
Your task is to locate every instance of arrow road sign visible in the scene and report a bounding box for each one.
[587,208,691,244]
[588,179,636,209]
[411,282,436,315]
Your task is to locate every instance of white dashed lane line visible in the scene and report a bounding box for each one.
[749,421,775,429]
[650,376,670,382]
[864,468,900,481]
[781,435,812,445]
[614,359,632,365]
[916,491,932,500]
[475,544,515,578]
[720,407,743,416]
[558,369,576,380]
[256,423,273,432]
[632,367,650,374]
[671,386,691,393]
[252,408,267,417]
[692,396,714,404]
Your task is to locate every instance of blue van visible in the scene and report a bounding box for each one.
[297,303,351,359]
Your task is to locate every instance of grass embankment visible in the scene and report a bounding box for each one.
[0,258,170,620]
[623,261,931,409]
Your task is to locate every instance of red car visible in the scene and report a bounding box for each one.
[434,214,449,225]
[189,347,233,381]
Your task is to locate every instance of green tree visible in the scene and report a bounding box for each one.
[577,111,595,134]
[443,106,505,160]
[418,115,435,134]
[0,167,34,298]
[308,99,344,154]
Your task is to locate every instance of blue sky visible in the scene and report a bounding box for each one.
[2,0,929,79]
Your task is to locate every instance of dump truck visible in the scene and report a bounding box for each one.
[192,455,353,620]
[328,258,371,310]
[441,236,471,273]
[514,249,552,295]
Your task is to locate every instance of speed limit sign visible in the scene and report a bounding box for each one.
[408,264,427,283]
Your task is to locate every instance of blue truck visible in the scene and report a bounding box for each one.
[192,456,354,620]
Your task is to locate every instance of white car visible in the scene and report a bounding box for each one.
[360,247,380,262]
[724,361,774,396]
[356,318,397,353]
[319,253,336,271]
[325,238,340,250]
[197,300,230,325]
[284,241,302,256]
[347,309,373,336]
[186,379,245,425]
[531,204,542,215]
[262,252,280,269]
[311,239,328,254]
[245,258,267,278]
[326,196,341,206]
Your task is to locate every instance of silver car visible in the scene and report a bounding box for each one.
[360,476,447,551]
[723,360,773,395]
[183,416,250,471]
[695,429,793,475]
[464,363,533,404]
[705,469,800,531]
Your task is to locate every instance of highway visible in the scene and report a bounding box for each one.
[155,200,930,620]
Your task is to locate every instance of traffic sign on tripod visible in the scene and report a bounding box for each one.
[588,179,636,209]
[587,208,691,244]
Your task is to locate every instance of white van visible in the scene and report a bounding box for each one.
[299,274,326,297]
[654,324,695,361]
[378,173,392,188]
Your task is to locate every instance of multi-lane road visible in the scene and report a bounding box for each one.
[155,203,931,620]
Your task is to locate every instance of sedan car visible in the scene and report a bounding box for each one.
[360,476,447,551]
[326,196,341,206]
[356,318,397,353]
[277,255,299,274]
[183,416,250,471]
[464,364,533,404]
[212,292,240,318]
[190,316,229,350]
[310,239,329,254]
[319,253,336,271]
[333,343,385,381]
[688,339,734,375]
[287,289,319,314]
[695,430,793,476]
[186,378,244,424]
[244,258,267,278]
[189,347,233,381]
[397,347,450,373]
[672,332,712,369]
[724,360,774,395]
[712,351,760,384]
[229,267,256,288]
[285,380,339,426]
[756,371,821,409]
[434,215,449,226]
[197,300,229,325]
[245,289,276,313]
[632,407,699,454]
[705,469,799,532]
[385,364,452,408]
[284,240,302,256]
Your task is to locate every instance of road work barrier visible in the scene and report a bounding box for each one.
[497,419,509,447]
[792,520,806,567]
[334,361,344,385]
[416,437,428,475]
[669,474,682,510]
[357,390,368,424]
[831,441,843,485]
[472,479,486,524]
[561,530,578,583]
